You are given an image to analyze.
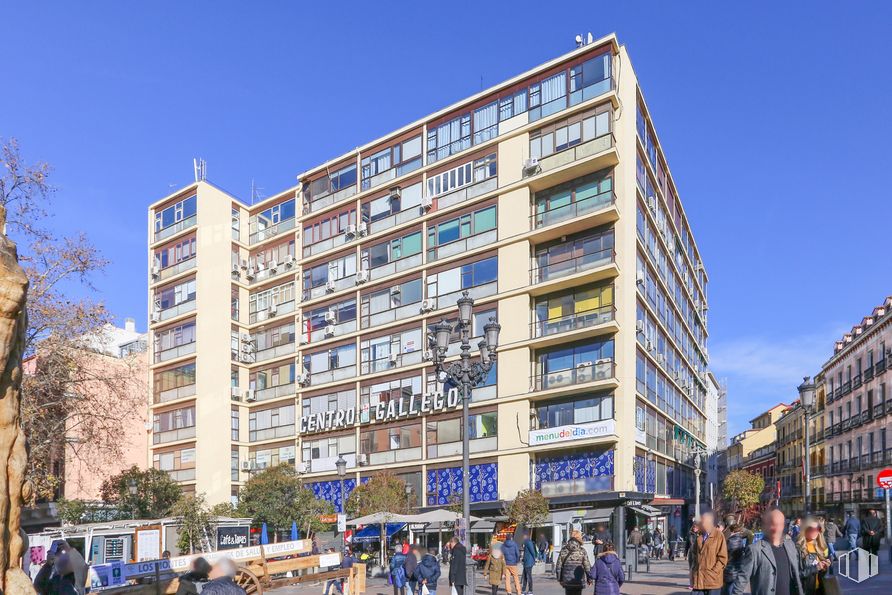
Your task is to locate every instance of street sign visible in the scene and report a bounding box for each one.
[877,468,892,489]
[319,514,338,524]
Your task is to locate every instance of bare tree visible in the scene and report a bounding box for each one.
[1,137,146,501]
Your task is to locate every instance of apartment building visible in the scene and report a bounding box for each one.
[774,402,804,517]
[820,296,892,514]
[727,404,788,471]
[146,34,713,528]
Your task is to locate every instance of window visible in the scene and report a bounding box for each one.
[305,299,357,334]
[302,435,356,461]
[231,408,240,441]
[530,108,611,160]
[253,323,296,352]
[154,196,197,233]
[361,136,423,190]
[427,114,471,162]
[307,163,357,200]
[252,199,296,234]
[569,53,612,105]
[360,376,422,421]
[153,406,196,443]
[535,227,614,280]
[365,231,423,269]
[427,412,497,446]
[303,343,356,374]
[248,405,295,442]
[250,445,296,469]
[361,328,423,372]
[154,236,196,269]
[535,283,614,328]
[428,205,497,251]
[360,422,422,453]
[427,256,498,298]
[154,363,196,397]
[249,282,295,321]
[250,239,296,268]
[363,182,423,223]
[427,154,497,198]
[537,394,614,428]
[153,446,195,480]
[534,170,613,224]
[362,279,423,317]
[153,321,196,354]
[250,362,295,391]
[538,338,615,374]
[154,278,196,310]
[302,254,357,291]
[302,389,356,419]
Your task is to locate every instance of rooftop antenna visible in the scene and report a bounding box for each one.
[193,158,207,182]
[587,32,594,45]
[575,32,594,48]
[575,34,583,48]
[250,179,265,205]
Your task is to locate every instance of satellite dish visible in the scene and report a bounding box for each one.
[575,34,583,47]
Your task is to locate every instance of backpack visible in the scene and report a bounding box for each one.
[393,565,407,588]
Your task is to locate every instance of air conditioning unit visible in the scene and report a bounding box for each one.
[324,310,337,323]
[256,261,266,272]
[523,158,540,176]
[646,339,654,352]
[635,320,644,334]
[144,421,153,431]
[240,353,254,364]
[268,259,278,273]
[299,336,310,346]
[358,221,369,236]
[151,264,161,279]
[595,358,613,380]
[241,333,253,343]
[421,196,433,211]
[245,267,256,280]
[657,353,667,366]
[356,270,370,284]
[389,187,402,200]
[636,269,645,286]
[345,224,357,240]
[151,309,161,323]
[242,461,251,471]
[231,263,241,276]
[296,373,310,387]
[389,352,400,365]
[423,350,434,362]
[296,462,309,473]
[544,371,568,389]
[325,279,337,293]
[268,303,278,316]
[357,454,368,466]
[420,299,434,313]
[576,361,594,383]
[646,195,656,212]
[324,325,336,338]
[284,254,295,267]
[244,389,256,402]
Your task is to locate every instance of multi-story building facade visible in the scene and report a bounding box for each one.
[820,296,892,514]
[727,404,788,471]
[146,34,713,532]
[775,402,804,517]
[705,372,728,508]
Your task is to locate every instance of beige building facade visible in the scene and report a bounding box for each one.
[147,35,713,524]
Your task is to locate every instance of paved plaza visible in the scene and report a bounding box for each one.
[269,547,892,595]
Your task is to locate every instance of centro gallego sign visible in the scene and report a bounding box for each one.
[299,387,461,434]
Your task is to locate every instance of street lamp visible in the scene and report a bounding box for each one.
[798,376,817,517]
[691,446,708,519]
[336,455,347,553]
[428,291,500,593]
[127,478,138,519]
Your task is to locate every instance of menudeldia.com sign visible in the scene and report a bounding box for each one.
[299,387,460,434]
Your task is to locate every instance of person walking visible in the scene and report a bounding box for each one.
[686,520,700,560]
[591,524,611,558]
[652,528,665,560]
[588,542,624,595]
[731,509,806,595]
[390,544,410,595]
[822,517,842,546]
[861,509,883,556]
[555,530,591,595]
[536,533,548,562]
[842,511,860,551]
[788,518,802,542]
[522,532,537,595]
[176,557,212,595]
[405,544,420,595]
[484,546,506,595]
[668,525,679,561]
[689,512,728,595]
[721,524,748,595]
[203,558,247,594]
[501,534,522,595]
[448,538,468,595]
[416,547,442,595]
[797,519,832,595]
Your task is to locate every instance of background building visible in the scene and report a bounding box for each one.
[147,34,713,540]
[705,372,728,509]
[774,401,803,517]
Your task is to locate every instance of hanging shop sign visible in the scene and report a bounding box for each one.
[299,387,460,434]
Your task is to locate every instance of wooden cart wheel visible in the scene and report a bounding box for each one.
[235,565,264,594]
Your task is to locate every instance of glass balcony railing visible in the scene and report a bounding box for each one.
[155,257,196,282]
[304,233,350,258]
[247,259,297,285]
[155,215,197,243]
[427,436,497,459]
[304,319,357,344]
[435,176,498,212]
[309,365,356,386]
[366,447,422,466]
[249,299,296,324]
[154,384,196,404]
[428,230,497,263]
[305,185,357,215]
[531,305,615,339]
[249,217,296,245]
[160,468,196,482]
[303,275,355,302]
[249,426,295,442]
[531,248,615,284]
[360,350,424,375]
[153,426,196,445]
[154,299,196,323]
[532,191,615,229]
[526,134,615,179]
[361,301,421,330]
[427,281,498,311]
[154,342,196,363]
[367,252,423,280]
[531,359,615,391]
[254,382,296,402]
[254,342,296,363]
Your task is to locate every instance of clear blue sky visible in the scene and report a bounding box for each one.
[4,1,891,435]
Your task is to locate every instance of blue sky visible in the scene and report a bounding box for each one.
[3,1,891,435]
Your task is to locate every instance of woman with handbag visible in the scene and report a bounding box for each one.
[797,519,834,595]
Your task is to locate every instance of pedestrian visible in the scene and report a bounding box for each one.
[629,526,642,549]
[822,517,842,546]
[668,525,679,560]
[797,518,832,595]
[588,541,624,595]
[416,547,442,595]
[591,523,611,558]
[731,509,805,595]
[788,518,802,542]
[484,545,506,595]
[390,544,410,595]
[537,533,548,562]
[405,545,420,595]
[448,537,468,595]
[522,531,537,595]
[721,524,748,595]
[339,547,357,595]
[652,528,664,560]
[686,520,700,560]
[689,512,728,595]
[501,533,522,595]
[860,508,882,556]
[202,558,247,594]
[34,553,78,595]
[176,557,211,595]
[555,530,591,595]
[842,511,859,551]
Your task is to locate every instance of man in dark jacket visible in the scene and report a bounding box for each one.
[404,545,419,595]
[502,535,521,595]
[861,509,883,556]
[203,558,247,594]
[521,532,537,595]
[390,544,410,595]
[592,524,611,558]
[176,557,211,595]
[448,538,468,595]
[34,553,78,595]
[732,509,807,595]
[555,530,590,595]
[417,547,442,595]
[843,511,860,551]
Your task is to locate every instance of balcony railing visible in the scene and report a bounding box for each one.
[427,436,498,459]
[249,299,296,324]
[155,215,197,242]
[153,426,196,445]
[160,468,196,482]
[303,274,356,302]
[435,176,498,212]
[304,233,351,258]
[877,357,887,373]
[842,380,852,395]
[531,359,615,391]
[532,191,616,230]
[305,185,357,215]
[249,426,295,442]
[154,342,196,363]
[853,373,862,389]
[864,366,875,381]
[254,382,296,402]
[872,403,885,419]
[531,248,615,284]
[361,301,420,330]
[154,384,196,404]
[427,281,498,311]
[526,134,615,178]
[309,365,356,386]
[360,350,424,375]
[304,319,357,344]
[531,305,615,339]
[249,217,296,245]
[365,446,422,466]
[247,260,297,285]
[254,342,296,363]
[367,252,423,280]
[155,257,196,282]
[155,299,196,323]
[428,229,498,263]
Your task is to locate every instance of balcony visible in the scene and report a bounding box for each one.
[873,403,885,419]
[155,215,197,243]
[154,384,196,404]
[853,373,862,389]
[428,229,497,263]
[303,274,355,302]
[246,259,297,285]
[525,134,616,186]
[361,300,420,330]
[154,299,196,323]
[154,341,196,364]
[531,359,615,392]
[531,191,616,232]
[254,382,296,402]
[309,365,356,386]
[367,252,423,281]
[161,468,196,482]
[365,447,422,466]
[304,319,357,344]
[531,248,615,287]
[254,342,296,363]
[427,436,498,459]
[309,453,357,474]
[249,426,295,442]
[155,257,196,282]
[865,366,875,381]
[249,217,296,245]
[304,232,352,259]
[360,350,424,375]
[531,305,615,340]
[427,281,498,311]
[249,299,296,324]
[153,426,196,445]
[306,185,357,215]
[877,357,887,373]
[436,176,498,212]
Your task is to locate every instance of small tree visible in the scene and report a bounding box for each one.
[56,499,88,526]
[172,493,214,554]
[99,466,182,519]
[237,464,333,537]
[504,489,549,530]
[210,502,238,518]
[346,471,411,563]
[722,470,765,516]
